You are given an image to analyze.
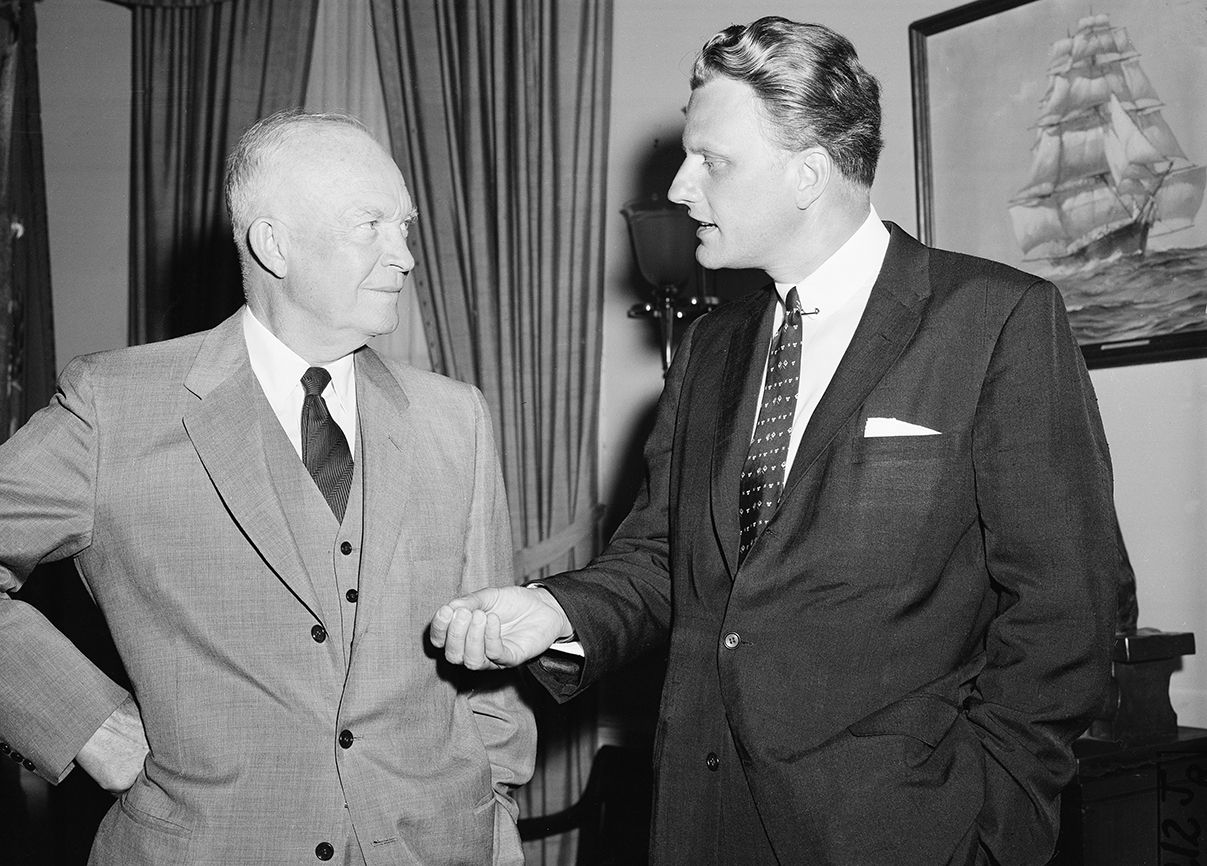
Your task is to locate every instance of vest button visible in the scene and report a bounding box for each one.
[22,759,35,771]
[311,624,327,643]
[705,752,720,771]
[345,589,358,604]
[723,632,740,649]
[10,751,23,764]
[340,541,353,555]
[339,729,354,749]
[315,842,334,861]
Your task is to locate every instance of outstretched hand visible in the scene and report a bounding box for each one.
[430,585,573,670]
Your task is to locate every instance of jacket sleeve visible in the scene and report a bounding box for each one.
[526,318,702,701]
[967,280,1119,863]
[0,358,132,784]
[460,388,536,865]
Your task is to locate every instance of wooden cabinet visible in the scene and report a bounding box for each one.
[1053,727,1207,865]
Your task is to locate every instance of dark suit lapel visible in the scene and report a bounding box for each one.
[181,311,325,624]
[711,289,777,579]
[783,224,931,497]
[351,348,411,645]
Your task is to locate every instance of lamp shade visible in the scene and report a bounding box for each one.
[621,198,698,290]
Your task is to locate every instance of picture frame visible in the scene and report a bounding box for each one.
[910,0,1207,369]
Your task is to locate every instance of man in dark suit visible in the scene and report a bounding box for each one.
[432,17,1121,865]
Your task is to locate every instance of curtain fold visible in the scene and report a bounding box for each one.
[369,2,613,861]
[1,0,54,438]
[129,0,320,344]
[302,0,431,370]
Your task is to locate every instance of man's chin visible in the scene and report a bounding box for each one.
[695,247,733,272]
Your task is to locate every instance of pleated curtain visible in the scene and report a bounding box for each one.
[125,0,320,343]
[368,2,614,862]
[0,0,55,440]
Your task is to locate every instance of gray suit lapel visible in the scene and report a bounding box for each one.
[181,311,326,624]
[350,349,411,645]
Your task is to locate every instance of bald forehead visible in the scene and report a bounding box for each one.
[259,124,406,212]
[273,124,390,174]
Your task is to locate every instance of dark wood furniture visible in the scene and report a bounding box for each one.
[1053,727,1207,865]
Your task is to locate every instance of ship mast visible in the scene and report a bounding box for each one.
[1008,14,1204,262]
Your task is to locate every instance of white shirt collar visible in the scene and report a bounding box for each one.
[241,307,357,452]
[773,207,890,315]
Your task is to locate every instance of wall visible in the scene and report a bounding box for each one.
[34,0,1207,726]
[38,0,130,366]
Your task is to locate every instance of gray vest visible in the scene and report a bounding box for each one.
[255,386,365,665]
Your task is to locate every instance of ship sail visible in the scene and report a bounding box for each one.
[1009,14,1204,261]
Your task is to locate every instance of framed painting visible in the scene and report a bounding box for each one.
[910,0,1207,368]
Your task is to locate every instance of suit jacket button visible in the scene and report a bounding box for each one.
[345,589,358,604]
[22,759,34,771]
[10,750,23,764]
[311,624,327,643]
[339,729,354,749]
[705,752,720,771]
[340,541,353,555]
[723,632,740,650]
[315,841,334,860]
[0,742,9,755]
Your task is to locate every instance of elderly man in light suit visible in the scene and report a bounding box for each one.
[0,110,534,864]
[432,17,1121,866]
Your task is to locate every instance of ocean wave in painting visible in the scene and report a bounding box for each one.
[1041,245,1207,345]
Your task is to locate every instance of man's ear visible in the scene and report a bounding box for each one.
[794,147,831,210]
[247,217,288,279]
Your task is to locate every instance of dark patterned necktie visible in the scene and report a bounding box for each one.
[301,366,353,521]
[738,287,803,563]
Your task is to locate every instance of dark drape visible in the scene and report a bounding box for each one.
[369,2,614,861]
[127,0,319,344]
[1,0,53,438]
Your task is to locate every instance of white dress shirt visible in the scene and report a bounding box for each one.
[241,307,358,456]
[762,208,890,469]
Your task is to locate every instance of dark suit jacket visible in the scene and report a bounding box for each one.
[533,225,1120,865]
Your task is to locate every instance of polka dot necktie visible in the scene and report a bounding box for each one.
[738,288,803,563]
[300,366,353,521]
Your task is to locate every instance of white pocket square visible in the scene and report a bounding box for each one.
[864,417,941,437]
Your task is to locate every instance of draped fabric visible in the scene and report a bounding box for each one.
[127,0,319,344]
[1,0,54,440]
[368,2,613,861]
[302,0,431,370]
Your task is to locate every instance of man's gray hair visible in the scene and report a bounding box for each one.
[691,17,883,188]
[224,109,369,264]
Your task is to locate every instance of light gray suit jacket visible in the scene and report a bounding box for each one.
[0,309,535,864]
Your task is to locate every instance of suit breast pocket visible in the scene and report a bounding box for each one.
[852,433,961,463]
[845,430,971,515]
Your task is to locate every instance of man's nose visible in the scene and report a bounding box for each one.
[384,223,416,274]
[667,158,696,206]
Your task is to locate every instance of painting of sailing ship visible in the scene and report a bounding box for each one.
[1008,13,1204,264]
[911,0,1207,367]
